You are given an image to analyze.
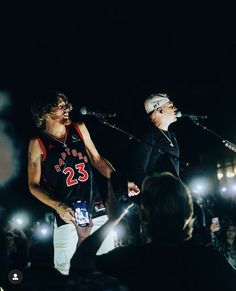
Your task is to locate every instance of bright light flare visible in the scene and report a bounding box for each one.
[226,171,235,178]
[34,223,52,240]
[217,173,223,180]
[188,177,211,196]
[11,212,30,229]
[232,184,236,191]
[110,230,118,241]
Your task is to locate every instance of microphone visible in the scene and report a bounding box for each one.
[80,107,116,118]
[176,111,208,120]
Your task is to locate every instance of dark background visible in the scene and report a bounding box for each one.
[0,2,236,219]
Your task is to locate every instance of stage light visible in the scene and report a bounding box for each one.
[226,171,234,178]
[221,187,227,192]
[217,173,223,180]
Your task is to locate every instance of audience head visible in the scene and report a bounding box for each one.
[141,172,194,243]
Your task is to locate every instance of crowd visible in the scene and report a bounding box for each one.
[1,175,236,290]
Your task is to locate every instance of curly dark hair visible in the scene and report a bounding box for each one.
[31,91,69,128]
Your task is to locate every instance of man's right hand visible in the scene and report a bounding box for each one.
[56,203,76,223]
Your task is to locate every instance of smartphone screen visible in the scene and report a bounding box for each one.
[212,217,220,231]
[72,201,90,227]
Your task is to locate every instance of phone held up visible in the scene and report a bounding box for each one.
[72,200,90,227]
[212,217,220,231]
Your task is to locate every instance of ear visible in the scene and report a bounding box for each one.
[157,108,163,114]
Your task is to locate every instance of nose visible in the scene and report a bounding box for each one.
[64,103,73,112]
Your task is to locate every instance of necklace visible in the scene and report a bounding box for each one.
[159,129,174,147]
[45,130,68,147]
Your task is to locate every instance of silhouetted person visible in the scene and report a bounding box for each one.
[71,172,236,291]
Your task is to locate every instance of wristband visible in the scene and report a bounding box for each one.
[56,202,63,213]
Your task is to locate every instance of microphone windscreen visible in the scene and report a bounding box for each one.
[80,107,87,115]
[176,111,182,118]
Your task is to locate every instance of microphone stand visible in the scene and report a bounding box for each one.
[191,119,236,153]
[98,118,189,167]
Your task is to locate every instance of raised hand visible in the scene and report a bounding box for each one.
[128,181,140,196]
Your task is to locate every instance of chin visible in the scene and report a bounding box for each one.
[64,119,72,126]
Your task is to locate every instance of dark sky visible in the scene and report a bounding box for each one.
[1,2,236,216]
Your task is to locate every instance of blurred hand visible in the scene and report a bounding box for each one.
[56,203,75,224]
[210,223,220,233]
[72,219,94,243]
[106,179,134,221]
[128,181,140,197]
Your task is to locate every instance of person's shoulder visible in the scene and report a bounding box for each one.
[183,239,228,261]
[29,128,45,142]
[138,121,157,139]
[28,136,41,147]
[29,128,41,139]
[141,119,153,130]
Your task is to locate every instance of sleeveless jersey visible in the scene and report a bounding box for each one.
[37,123,98,226]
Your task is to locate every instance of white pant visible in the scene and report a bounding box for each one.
[53,215,115,275]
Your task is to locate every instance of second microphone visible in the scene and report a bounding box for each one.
[80,107,116,118]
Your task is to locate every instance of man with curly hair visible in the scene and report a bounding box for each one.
[28,91,139,275]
